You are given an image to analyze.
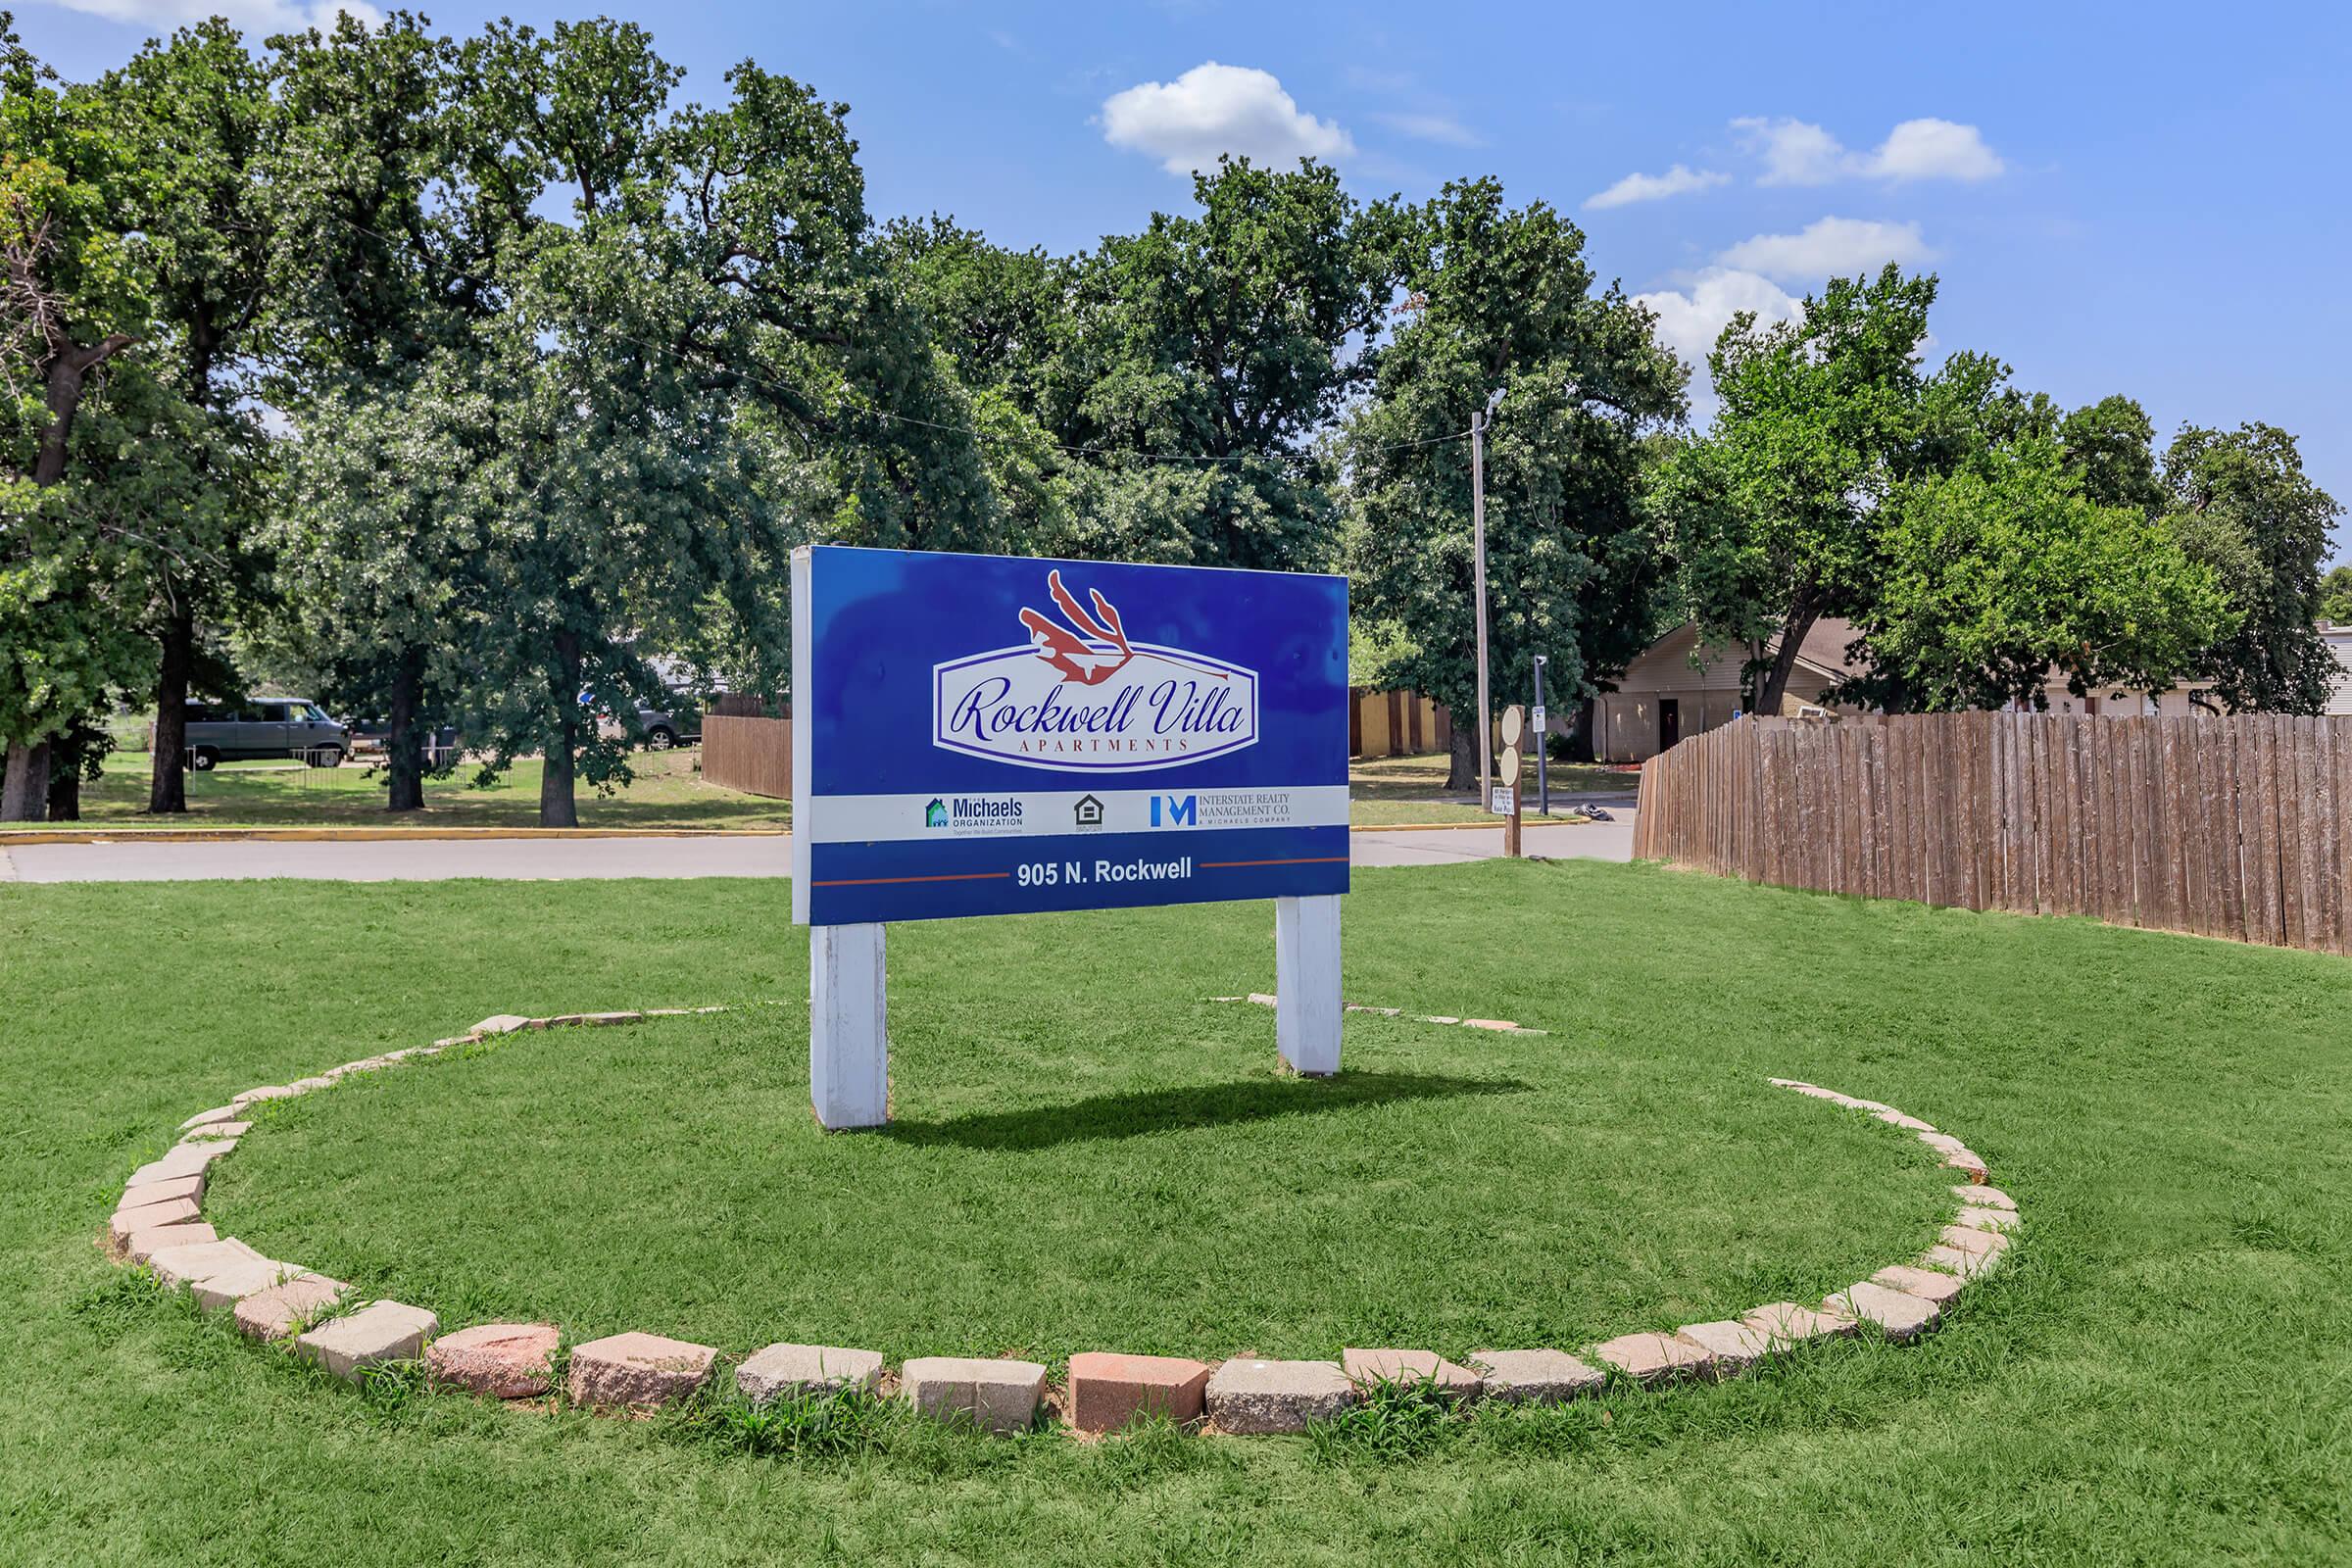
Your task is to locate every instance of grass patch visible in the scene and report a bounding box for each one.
[44,747,790,831]
[3,864,2349,1562]
[207,994,1938,1360]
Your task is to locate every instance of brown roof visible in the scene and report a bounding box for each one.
[1788,616,1865,680]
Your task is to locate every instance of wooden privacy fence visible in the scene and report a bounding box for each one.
[700,713,792,800]
[1634,711,2352,955]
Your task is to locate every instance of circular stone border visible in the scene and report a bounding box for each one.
[104,1008,2021,1437]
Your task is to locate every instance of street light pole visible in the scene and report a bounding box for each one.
[1471,387,1504,809]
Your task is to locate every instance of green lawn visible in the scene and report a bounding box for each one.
[21,746,1628,831]
[4,864,2347,1563]
[43,748,790,830]
[1347,750,1633,824]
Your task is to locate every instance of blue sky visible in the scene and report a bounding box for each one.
[20,0,2350,551]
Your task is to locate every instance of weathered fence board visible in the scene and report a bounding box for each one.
[701,713,793,801]
[1634,712,2352,956]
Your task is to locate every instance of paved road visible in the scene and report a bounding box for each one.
[0,816,1634,883]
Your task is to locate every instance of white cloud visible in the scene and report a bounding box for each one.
[1370,111,1481,148]
[1732,116,2003,185]
[1634,268,1803,378]
[50,0,381,30]
[1732,117,1850,185]
[1584,163,1730,210]
[1714,217,1935,281]
[1101,62,1353,175]
[1867,118,2004,181]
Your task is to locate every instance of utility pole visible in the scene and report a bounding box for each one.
[1472,387,1504,809]
[1533,653,1549,816]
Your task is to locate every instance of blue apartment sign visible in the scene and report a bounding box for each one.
[789,545,1349,925]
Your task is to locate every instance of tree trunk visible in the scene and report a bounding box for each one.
[1446,725,1479,792]
[1754,600,1821,717]
[147,607,193,813]
[539,633,582,828]
[539,735,579,827]
[47,756,80,820]
[385,650,425,812]
[1,740,50,822]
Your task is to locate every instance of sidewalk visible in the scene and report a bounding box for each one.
[0,816,1635,883]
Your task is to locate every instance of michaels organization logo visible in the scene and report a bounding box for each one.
[932,569,1259,772]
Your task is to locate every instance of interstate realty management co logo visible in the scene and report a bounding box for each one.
[931,569,1260,773]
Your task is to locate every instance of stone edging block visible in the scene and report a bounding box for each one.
[735,1342,886,1404]
[428,1322,564,1397]
[1064,1351,1212,1433]
[899,1356,1049,1435]
[298,1301,438,1381]
[566,1331,717,1411]
[1203,1358,1354,1434]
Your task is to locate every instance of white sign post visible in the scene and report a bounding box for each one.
[809,922,889,1129]
[1274,894,1342,1076]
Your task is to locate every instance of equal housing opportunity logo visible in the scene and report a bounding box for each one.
[932,569,1259,772]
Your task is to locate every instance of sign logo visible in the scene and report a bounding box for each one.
[925,795,1025,836]
[1151,794,1198,827]
[932,569,1259,773]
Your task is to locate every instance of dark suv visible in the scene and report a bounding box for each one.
[176,700,351,769]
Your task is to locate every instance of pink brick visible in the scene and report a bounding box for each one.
[1957,1204,2019,1233]
[126,1221,218,1262]
[179,1105,240,1131]
[1739,1301,1858,1350]
[109,1198,200,1252]
[1675,1319,1769,1376]
[147,1237,264,1289]
[1341,1347,1481,1401]
[233,1275,349,1340]
[297,1300,438,1380]
[1465,1348,1602,1403]
[1939,1224,2009,1257]
[1917,1244,1998,1278]
[428,1323,563,1397]
[1828,1281,1939,1342]
[1871,1264,1967,1304]
[1065,1351,1212,1433]
[121,1173,205,1208]
[1591,1331,1712,1386]
[565,1331,715,1410]
[1954,1184,2016,1210]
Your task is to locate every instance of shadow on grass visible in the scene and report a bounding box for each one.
[881,1070,1532,1152]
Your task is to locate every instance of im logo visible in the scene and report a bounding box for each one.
[1151,794,1198,827]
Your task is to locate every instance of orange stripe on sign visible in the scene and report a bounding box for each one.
[1198,856,1352,869]
[810,871,1012,887]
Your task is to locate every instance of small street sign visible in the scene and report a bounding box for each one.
[1531,705,1546,729]
[1492,784,1515,814]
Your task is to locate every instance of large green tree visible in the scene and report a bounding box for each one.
[1852,437,2231,711]
[0,14,152,819]
[1347,177,1687,787]
[101,20,281,813]
[2160,422,2342,712]
[258,13,472,811]
[421,21,1004,825]
[1650,267,1947,717]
